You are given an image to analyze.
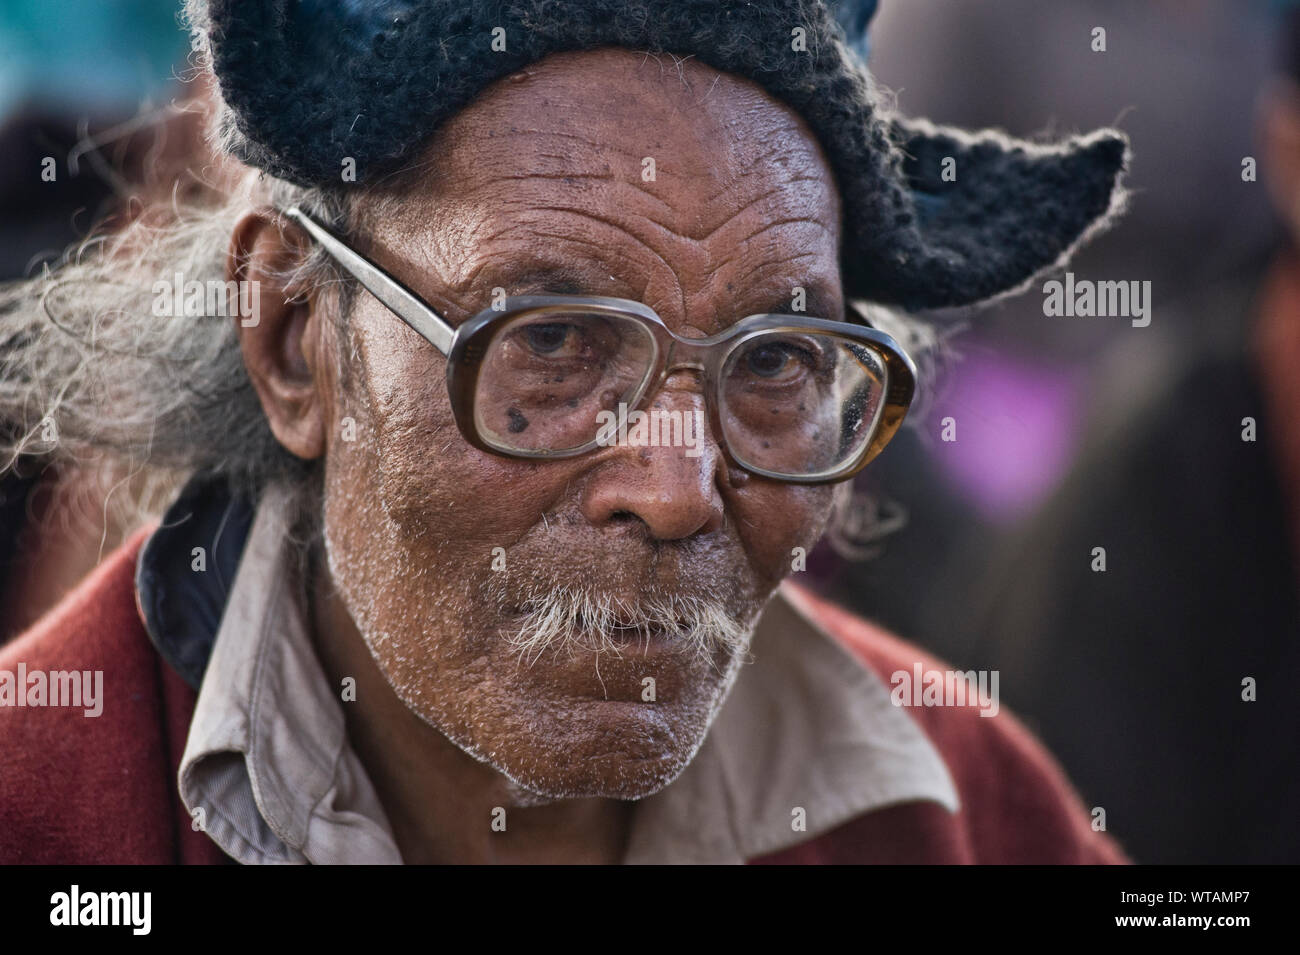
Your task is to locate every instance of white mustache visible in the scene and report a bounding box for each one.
[499,584,752,666]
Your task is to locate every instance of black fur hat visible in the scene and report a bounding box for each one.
[187,0,1129,311]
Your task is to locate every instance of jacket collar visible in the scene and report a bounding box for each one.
[134,474,254,690]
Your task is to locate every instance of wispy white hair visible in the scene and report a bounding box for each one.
[0,166,362,517]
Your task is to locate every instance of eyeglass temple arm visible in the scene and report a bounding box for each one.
[281,206,455,355]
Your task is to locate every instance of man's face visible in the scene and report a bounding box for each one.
[318,47,844,800]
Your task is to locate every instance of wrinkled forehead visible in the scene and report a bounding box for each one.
[369,47,845,327]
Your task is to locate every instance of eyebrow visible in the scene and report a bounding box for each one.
[746,287,844,322]
[485,263,613,298]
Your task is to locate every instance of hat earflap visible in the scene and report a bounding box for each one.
[845,116,1130,311]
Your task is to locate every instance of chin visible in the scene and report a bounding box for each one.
[484,697,716,801]
[460,629,753,801]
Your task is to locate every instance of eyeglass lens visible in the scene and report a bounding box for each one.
[471,308,888,478]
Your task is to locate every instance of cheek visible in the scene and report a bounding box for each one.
[339,313,571,550]
[728,481,835,581]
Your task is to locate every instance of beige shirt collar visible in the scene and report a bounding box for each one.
[178,483,958,864]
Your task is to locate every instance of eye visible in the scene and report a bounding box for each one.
[742,340,816,380]
[746,343,788,377]
[522,322,578,356]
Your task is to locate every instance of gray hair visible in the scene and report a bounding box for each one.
[0,169,362,520]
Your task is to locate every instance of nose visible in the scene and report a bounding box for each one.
[579,373,727,541]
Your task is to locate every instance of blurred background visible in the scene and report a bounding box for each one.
[0,0,216,641]
[817,0,1300,865]
[1,0,1297,863]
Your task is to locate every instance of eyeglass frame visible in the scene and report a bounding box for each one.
[281,205,917,485]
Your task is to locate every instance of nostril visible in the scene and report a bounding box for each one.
[579,447,727,540]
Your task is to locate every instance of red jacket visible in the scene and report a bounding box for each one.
[0,527,1127,864]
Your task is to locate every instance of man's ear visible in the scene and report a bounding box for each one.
[228,208,328,460]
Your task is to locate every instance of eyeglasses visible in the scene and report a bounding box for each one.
[282,206,916,485]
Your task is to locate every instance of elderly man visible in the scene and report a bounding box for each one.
[0,0,1128,864]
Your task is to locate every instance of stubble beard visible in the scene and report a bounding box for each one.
[319,484,764,801]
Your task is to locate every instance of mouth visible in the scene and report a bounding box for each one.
[501,597,712,661]
[601,617,686,650]
[494,578,753,666]
[544,608,686,649]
